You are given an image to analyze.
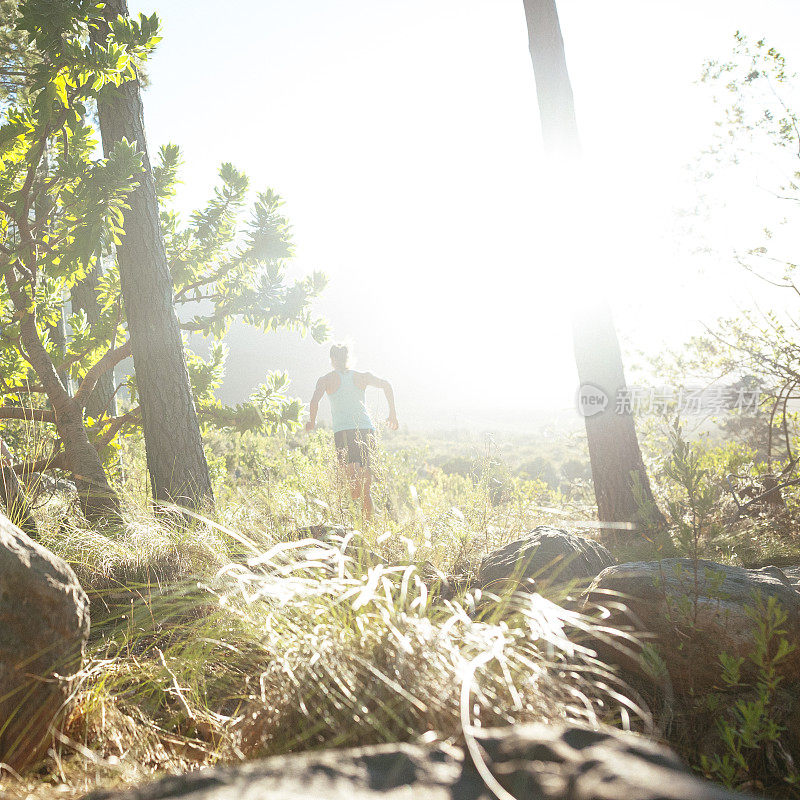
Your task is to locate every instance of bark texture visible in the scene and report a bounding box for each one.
[91,0,213,510]
[0,511,90,771]
[573,303,661,528]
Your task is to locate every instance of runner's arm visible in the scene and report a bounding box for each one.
[363,373,398,430]
[306,377,326,431]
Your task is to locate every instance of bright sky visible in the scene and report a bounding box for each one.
[128,0,800,428]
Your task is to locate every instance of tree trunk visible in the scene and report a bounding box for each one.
[70,254,118,420]
[7,321,120,522]
[2,248,121,522]
[17,313,121,522]
[71,255,125,483]
[521,0,663,531]
[45,302,71,394]
[0,438,38,538]
[35,145,72,393]
[91,0,213,511]
[572,304,663,530]
[522,0,580,158]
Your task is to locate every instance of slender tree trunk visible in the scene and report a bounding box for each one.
[45,302,71,394]
[521,0,662,531]
[522,0,579,158]
[91,0,213,511]
[0,438,38,538]
[35,145,71,393]
[71,254,126,482]
[70,254,118,420]
[15,308,121,522]
[573,304,663,529]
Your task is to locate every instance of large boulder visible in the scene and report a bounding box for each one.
[0,512,90,770]
[587,558,800,691]
[80,722,754,800]
[479,526,615,594]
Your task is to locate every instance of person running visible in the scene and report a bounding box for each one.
[306,344,398,519]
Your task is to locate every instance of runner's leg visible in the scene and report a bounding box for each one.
[334,432,349,509]
[346,462,361,500]
[362,467,373,519]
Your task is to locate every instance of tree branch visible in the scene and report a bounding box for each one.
[0,406,56,423]
[0,383,45,396]
[95,405,140,448]
[73,340,132,409]
[2,263,72,406]
[0,201,18,222]
[6,452,67,477]
[173,260,238,301]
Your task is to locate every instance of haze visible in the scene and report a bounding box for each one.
[128,0,800,428]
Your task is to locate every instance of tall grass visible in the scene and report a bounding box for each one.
[0,428,635,799]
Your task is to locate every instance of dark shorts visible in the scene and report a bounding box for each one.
[334,428,375,468]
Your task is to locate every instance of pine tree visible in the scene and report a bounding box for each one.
[89,0,214,511]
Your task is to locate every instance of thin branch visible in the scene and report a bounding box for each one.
[95,405,140,449]
[0,201,18,222]
[73,340,131,409]
[0,406,56,423]
[174,292,222,305]
[173,259,238,301]
[6,452,66,476]
[0,383,45,396]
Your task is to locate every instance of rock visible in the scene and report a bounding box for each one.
[80,722,755,800]
[779,564,800,588]
[478,526,615,594]
[0,512,90,771]
[587,558,800,691]
[25,470,78,499]
[473,723,755,800]
[419,560,465,601]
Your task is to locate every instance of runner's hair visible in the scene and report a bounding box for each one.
[330,344,348,369]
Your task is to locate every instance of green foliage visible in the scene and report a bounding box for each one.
[519,455,558,487]
[638,413,800,566]
[0,1,326,475]
[701,594,799,791]
[168,167,328,342]
[199,371,304,436]
[158,151,327,437]
[669,35,800,488]
[662,421,722,558]
[1,0,153,408]
[0,0,35,103]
